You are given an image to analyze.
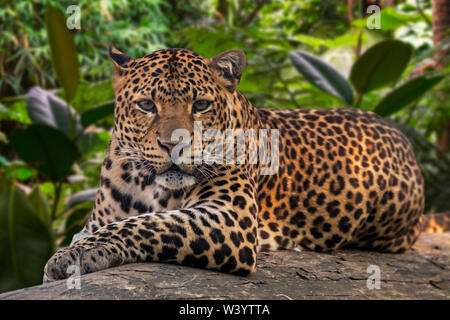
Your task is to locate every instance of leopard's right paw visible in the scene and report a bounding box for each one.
[43,246,81,283]
[43,244,122,283]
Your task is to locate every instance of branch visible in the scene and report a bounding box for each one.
[240,0,270,27]
[0,233,448,299]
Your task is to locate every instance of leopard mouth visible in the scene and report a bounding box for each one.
[165,163,183,173]
[154,163,196,190]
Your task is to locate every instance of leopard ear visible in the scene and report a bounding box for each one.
[108,46,133,92]
[108,45,133,70]
[210,49,246,92]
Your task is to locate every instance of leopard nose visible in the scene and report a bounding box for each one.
[157,139,177,155]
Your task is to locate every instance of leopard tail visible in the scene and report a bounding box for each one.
[420,212,450,233]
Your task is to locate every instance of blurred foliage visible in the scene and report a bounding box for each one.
[0,0,170,96]
[0,0,449,293]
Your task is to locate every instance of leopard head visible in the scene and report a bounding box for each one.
[108,46,247,190]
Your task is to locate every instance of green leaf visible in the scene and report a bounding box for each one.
[350,40,412,94]
[45,3,80,102]
[352,7,422,31]
[293,32,363,50]
[0,101,30,124]
[0,185,54,293]
[80,100,115,127]
[17,168,33,180]
[372,8,420,31]
[26,86,82,137]
[5,167,35,181]
[290,50,354,105]
[373,75,444,117]
[11,124,79,181]
[378,12,403,31]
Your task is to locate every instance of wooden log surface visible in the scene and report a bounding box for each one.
[1,232,449,300]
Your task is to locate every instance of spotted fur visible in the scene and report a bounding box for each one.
[44,47,434,281]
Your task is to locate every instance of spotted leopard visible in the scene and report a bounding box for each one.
[43,47,448,281]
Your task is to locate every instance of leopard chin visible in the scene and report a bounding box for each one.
[154,170,196,190]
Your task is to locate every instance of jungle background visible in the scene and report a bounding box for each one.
[0,0,449,293]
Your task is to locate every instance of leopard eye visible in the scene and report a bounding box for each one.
[192,100,212,113]
[136,99,156,113]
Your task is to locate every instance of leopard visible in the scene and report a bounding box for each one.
[43,46,449,282]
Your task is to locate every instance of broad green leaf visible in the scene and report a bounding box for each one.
[5,167,35,181]
[293,32,363,50]
[0,185,54,293]
[45,3,80,102]
[0,101,30,124]
[293,34,326,50]
[374,8,422,31]
[352,7,423,31]
[290,50,354,105]
[26,86,82,137]
[80,100,115,127]
[377,11,404,31]
[374,75,444,117]
[383,7,423,23]
[350,40,412,94]
[11,124,79,181]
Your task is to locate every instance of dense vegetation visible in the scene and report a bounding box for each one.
[0,0,448,293]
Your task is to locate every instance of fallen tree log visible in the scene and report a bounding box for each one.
[1,233,449,300]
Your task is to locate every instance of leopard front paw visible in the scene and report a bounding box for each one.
[43,244,123,282]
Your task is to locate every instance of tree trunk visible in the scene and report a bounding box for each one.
[361,0,382,17]
[433,0,450,153]
[216,0,228,23]
[0,233,448,299]
[348,0,356,22]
